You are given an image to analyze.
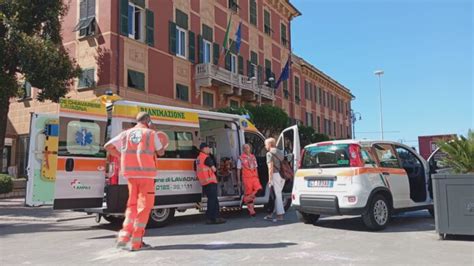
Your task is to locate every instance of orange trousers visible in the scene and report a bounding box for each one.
[243,177,262,215]
[117,178,155,250]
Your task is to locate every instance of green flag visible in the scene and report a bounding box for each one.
[222,15,232,52]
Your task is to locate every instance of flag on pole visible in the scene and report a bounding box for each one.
[274,57,291,90]
[235,22,242,54]
[222,16,233,52]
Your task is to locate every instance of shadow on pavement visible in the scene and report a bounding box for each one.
[312,210,436,233]
[147,242,297,251]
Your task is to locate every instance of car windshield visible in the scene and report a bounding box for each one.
[301,144,351,169]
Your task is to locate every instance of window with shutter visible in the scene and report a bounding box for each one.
[127,2,145,41]
[294,76,300,102]
[283,80,289,99]
[176,84,189,101]
[249,0,257,26]
[280,23,287,47]
[127,69,145,90]
[264,9,271,35]
[169,21,177,55]
[264,59,272,81]
[228,0,239,12]
[119,0,128,36]
[203,92,214,108]
[78,68,95,88]
[202,24,213,42]
[74,0,96,37]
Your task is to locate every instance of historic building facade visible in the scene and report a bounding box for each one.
[4,0,353,175]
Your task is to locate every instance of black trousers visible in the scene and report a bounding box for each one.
[202,183,220,220]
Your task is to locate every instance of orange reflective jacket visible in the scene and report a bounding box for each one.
[240,153,258,179]
[195,152,217,186]
[120,126,157,178]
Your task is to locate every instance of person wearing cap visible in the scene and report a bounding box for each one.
[195,143,226,224]
[105,112,168,251]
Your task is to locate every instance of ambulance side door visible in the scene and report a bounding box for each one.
[276,125,301,173]
[53,99,108,210]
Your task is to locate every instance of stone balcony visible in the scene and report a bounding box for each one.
[195,63,275,103]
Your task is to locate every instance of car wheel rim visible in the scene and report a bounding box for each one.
[151,209,169,222]
[373,200,388,225]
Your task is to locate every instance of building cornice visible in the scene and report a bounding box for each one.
[265,0,302,20]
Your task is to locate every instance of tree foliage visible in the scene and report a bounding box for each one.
[0,0,81,169]
[437,130,474,174]
[298,125,330,148]
[217,104,290,138]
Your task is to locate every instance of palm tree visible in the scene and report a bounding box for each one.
[437,130,474,174]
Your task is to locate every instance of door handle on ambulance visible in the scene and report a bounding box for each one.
[65,158,74,172]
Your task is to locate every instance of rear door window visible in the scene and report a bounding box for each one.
[373,144,401,168]
[59,118,106,157]
[301,144,350,169]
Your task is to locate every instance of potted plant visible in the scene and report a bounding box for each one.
[432,130,474,240]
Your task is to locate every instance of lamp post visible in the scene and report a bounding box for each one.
[351,110,362,139]
[374,70,384,140]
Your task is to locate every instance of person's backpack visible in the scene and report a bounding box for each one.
[273,153,294,180]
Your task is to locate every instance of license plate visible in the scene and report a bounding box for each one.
[308,180,334,188]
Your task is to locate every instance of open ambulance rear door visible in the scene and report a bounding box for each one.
[276,125,301,172]
[53,99,108,210]
[25,114,59,206]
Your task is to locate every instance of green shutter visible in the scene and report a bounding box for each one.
[168,21,177,55]
[176,9,188,30]
[188,31,196,63]
[264,10,270,34]
[225,53,231,71]
[247,60,252,77]
[238,55,244,75]
[197,35,204,63]
[213,43,220,65]
[257,65,263,85]
[146,9,154,47]
[119,0,128,36]
[130,0,145,8]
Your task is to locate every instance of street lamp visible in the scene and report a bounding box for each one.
[374,70,384,140]
[351,110,362,139]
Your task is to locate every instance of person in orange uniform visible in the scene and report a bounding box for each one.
[238,144,262,216]
[195,143,226,224]
[105,112,167,251]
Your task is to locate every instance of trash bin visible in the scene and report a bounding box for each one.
[432,174,474,239]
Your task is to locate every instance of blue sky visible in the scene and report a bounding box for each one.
[291,0,473,148]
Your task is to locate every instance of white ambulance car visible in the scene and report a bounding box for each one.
[26,96,300,227]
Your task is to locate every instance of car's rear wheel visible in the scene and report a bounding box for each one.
[296,211,320,224]
[103,215,124,226]
[362,194,391,231]
[147,208,175,228]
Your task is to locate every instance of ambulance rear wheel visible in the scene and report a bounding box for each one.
[147,208,175,228]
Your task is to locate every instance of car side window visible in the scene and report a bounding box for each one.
[395,146,422,170]
[361,148,376,165]
[373,144,401,168]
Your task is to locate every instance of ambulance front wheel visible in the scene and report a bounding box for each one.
[147,208,175,228]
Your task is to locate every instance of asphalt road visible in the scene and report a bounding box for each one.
[0,208,473,265]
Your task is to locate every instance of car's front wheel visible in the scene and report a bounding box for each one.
[296,211,320,224]
[362,194,391,231]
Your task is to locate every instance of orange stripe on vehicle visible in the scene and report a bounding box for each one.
[57,158,106,171]
[156,160,195,171]
[336,167,406,176]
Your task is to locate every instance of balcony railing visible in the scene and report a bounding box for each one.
[195,63,274,101]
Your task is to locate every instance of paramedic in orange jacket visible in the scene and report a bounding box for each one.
[238,144,262,216]
[195,143,226,224]
[105,112,167,251]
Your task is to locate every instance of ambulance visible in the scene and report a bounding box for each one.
[25,95,300,227]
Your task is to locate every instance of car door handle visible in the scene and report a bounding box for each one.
[382,172,390,176]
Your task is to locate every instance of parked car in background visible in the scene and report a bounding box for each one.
[292,140,439,230]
